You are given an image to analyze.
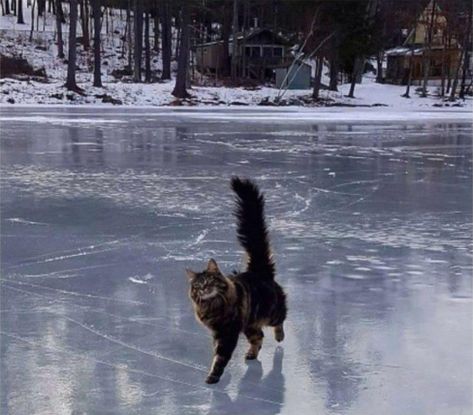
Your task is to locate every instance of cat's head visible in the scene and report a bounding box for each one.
[186,259,230,305]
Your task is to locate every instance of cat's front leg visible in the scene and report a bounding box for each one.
[206,329,239,384]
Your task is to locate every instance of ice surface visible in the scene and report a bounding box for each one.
[1,107,472,415]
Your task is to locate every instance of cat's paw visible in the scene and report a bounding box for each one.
[205,374,220,384]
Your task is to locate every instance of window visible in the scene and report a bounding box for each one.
[246,46,261,58]
[273,47,283,57]
[252,47,261,58]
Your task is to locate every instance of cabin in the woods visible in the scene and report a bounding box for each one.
[195,28,292,81]
[385,0,462,85]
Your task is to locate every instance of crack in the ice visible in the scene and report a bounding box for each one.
[0,330,284,407]
[2,279,147,305]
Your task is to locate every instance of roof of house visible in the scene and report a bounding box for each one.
[385,47,424,56]
[196,27,290,48]
[274,59,311,70]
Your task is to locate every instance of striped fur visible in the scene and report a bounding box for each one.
[186,178,287,384]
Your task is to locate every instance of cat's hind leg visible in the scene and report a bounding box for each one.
[274,324,285,342]
[244,327,264,360]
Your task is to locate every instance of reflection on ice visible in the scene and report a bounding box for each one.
[1,108,471,415]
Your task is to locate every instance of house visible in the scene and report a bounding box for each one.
[275,61,311,89]
[195,28,292,80]
[385,0,462,85]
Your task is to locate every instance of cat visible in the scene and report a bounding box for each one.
[185,177,287,384]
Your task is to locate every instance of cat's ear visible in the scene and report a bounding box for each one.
[206,258,220,273]
[185,268,197,281]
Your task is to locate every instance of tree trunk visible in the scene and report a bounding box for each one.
[133,0,143,82]
[312,56,323,99]
[403,58,413,99]
[440,38,446,97]
[29,0,35,41]
[160,0,171,80]
[376,51,383,83]
[449,48,464,101]
[421,0,437,97]
[221,1,231,77]
[347,57,362,98]
[126,0,132,69]
[80,0,89,50]
[55,0,64,58]
[65,0,79,91]
[175,10,181,59]
[91,0,102,87]
[172,2,190,98]
[144,11,151,82]
[240,0,248,78]
[17,0,24,23]
[459,9,472,99]
[37,0,44,16]
[231,0,238,81]
[446,36,452,94]
[153,5,159,52]
[328,33,339,91]
[4,0,10,15]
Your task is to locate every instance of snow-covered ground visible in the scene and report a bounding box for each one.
[1,13,472,110]
[1,107,472,415]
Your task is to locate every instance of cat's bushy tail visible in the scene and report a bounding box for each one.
[231,177,275,280]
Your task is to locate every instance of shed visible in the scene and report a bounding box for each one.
[275,61,311,89]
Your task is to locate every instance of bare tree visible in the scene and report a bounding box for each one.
[65,0,80,91]
[29,0,35,41]
[4,0,11,15]
[160,0,171,80]
[17,0,24,23]
[420,0,437,97]
[144,10,151,82]
[91,0,102,87]
[231,0,238,81]
[80,0,90,50]
[55,0,64,58]
[172,1,191,98]
[153,5,159,52]
[312,56,323,99]
[221,1,232,77]
[459,4,472,99]
[133,0,143,82]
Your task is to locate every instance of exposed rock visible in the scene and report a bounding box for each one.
[0,54,47,79]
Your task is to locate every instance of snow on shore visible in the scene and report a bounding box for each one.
[1,13,472,111]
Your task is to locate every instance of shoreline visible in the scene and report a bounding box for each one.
[1,103,472,123]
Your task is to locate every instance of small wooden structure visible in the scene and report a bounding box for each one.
[195,28,292,80]
[275,61,311,89]
[385,0,461,85]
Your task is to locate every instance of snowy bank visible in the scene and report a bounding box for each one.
[1,76,473,113]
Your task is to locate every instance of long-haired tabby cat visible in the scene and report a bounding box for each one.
[185,177,287,384]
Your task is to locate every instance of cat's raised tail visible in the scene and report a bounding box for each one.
[231,177,275,280]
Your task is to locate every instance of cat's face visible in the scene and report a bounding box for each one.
[186,259,228,304]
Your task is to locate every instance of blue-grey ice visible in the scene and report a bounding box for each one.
[1,107,471,415]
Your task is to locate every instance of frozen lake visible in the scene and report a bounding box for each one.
[1,107,472,415]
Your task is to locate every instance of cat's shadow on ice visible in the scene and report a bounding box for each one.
[209,347,285,415]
